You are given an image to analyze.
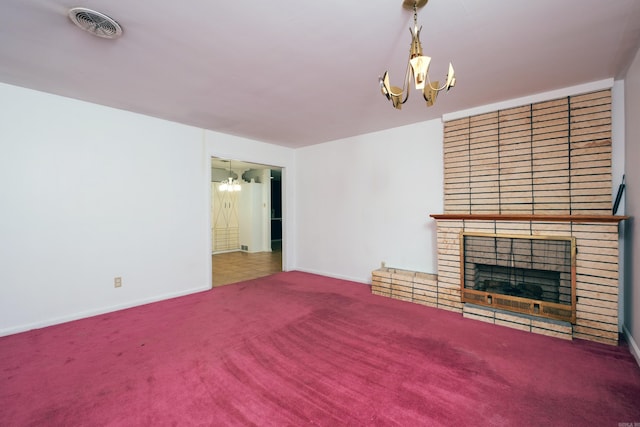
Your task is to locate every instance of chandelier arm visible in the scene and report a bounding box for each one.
[400,62,412,104]
[426,76,448,92]
[426,62,456,92]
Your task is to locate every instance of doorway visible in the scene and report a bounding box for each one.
[210,157,283,287]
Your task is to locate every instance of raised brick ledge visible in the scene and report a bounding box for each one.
[371,268,440,308]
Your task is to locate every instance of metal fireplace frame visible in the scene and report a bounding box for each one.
[460,232,577,324]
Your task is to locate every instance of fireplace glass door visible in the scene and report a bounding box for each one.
[460,232,576,323]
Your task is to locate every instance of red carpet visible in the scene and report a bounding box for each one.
[1,271,639,426]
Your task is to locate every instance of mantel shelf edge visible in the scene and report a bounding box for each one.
[429,214,629,223]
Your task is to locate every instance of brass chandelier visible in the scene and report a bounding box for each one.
[379,0,456,109]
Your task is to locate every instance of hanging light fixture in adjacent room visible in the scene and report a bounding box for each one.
[219,161,242,192]
[218,177,241,192]
[379,0,456,109]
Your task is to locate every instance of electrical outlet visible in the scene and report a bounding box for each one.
[114,277,122,288]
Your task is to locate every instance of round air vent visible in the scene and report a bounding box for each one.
[68,7,123,39]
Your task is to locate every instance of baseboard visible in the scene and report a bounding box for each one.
[292,268,368,285]
[623,325,640,368]
[0,285,211,338]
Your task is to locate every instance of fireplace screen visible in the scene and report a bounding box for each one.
[461,232,576,323]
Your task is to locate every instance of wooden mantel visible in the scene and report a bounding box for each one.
[430,214,629,223]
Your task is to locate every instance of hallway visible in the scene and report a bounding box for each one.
[212,249,282,287]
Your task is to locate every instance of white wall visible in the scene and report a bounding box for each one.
[0,83,296,336]
[624,46,640,363]
[0,83,208,335]
[294,120,444,283]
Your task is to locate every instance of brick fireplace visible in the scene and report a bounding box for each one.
[372,89,627,345]
[430,216,622,344]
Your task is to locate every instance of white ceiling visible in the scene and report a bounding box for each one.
[1,0,640,149]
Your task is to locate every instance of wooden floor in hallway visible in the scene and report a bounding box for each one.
[212,248,282,287]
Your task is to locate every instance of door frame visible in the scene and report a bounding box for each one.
[208,155,286,288]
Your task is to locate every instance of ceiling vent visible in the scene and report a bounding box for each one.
[68,7,123,39]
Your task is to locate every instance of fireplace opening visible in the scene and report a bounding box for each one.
[461,232,576,323]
